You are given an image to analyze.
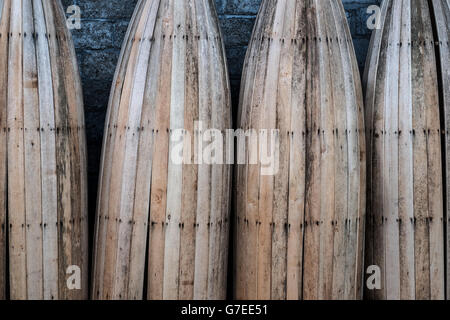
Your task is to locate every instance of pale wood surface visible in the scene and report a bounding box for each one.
[0,0,88,300]
[431,0,450,300]
[0,0,9,301]
[92,0,232,300]
[235,0,365,300]
[364,0,447,300]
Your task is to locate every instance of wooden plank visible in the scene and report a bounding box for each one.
[431,0,450,300]
[362,0,389,300]
[334,0,365,300]
[58,0,89,299]
[216,0,232,299]
[0,0,10,301]
[146,0,173,300]
[240,21,269,299]
[50,0,88,299]
[325,0,348,299]
[365,0,394,300]
[50,3,73,300]
[302,1,321,300]
[205,0,231,300]
[286,0,306,301]
[33,3,59,299]
[315,0,335,299]
[7,0,27,300]
[383,0,401,299]
[192,0,212,299]
[397,0,415,300]
[44,0,74,300]
[163,0,185,300]
[419,1,445,300]
[178,0,199,300]
[255,0,285,300]
[23,0,43,300]
[271,0,295,300]
[411,0,432,299]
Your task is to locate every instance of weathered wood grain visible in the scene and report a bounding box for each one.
[234,0,365,300]
[0,0,88,300]
[0,0,8,301]
[430,0,450,300]
[92,0,232,300]
[364,0,448,300]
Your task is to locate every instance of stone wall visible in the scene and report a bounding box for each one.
[61,0,381,213]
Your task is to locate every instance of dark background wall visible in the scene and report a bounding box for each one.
[60,0,381,215]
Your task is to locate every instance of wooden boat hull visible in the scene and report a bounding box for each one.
[364,0,449,300]
[92,0,232,300]
[234,0,366,300]
[0,0,88,300]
